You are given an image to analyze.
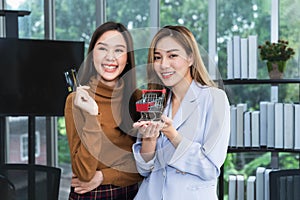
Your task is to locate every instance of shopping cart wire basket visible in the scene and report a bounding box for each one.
[136,89,166,121]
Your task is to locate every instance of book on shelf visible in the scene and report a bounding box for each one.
[271,85,278,102]
[236,103,247,147]
[233,35,241,79]
[244,111,251,147]
[286,176,294,200]
[227,39,233,79]
[247,176,256,200]
[293,174,300,198]
[267,102,275,148]
[251,111,260,148]
[264,168,273,200]
[230,105,237,147]
[294,104,300,150]
[259,102,268,147]
[236,174,245,200]
[240,38,248,79]
[279,176,287,200]
[274,103,284,149]
[284,103,294,149]
[256,167,266,200]
[228,174,237,200]
[248,35,257,79]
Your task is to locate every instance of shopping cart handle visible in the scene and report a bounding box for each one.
[142,89,166,94]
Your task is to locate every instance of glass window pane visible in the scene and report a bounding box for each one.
[217,0,271,80]
[106,0,150,28]
[7,116,46,165]
[5,0,44,39]
[160,0,208,51]
[217,0,272,107]
[279,0,300,79]
[55,0,96,51]
[159,0,210,81]
[106,0,151,87]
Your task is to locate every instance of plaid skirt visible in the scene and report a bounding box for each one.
[68,183,139,200]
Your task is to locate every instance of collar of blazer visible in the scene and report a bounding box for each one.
[169,81,208,130]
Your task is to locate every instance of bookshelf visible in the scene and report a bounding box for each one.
[218,78,300,200]
[223,78,300,84]
[228,147,300,153]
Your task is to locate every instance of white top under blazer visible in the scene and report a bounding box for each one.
[133,81,230,200]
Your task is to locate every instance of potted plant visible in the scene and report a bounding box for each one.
[258,39,295,79]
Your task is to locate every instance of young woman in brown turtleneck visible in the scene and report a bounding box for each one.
[64,22,142,200]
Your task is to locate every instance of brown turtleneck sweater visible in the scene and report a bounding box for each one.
[64,76,142,186]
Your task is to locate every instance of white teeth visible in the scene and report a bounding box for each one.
[103,65,117,69]
[162,72,174,76]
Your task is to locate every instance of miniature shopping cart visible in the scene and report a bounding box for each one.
[136,89,166,121]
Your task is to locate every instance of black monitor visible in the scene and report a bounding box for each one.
[0,38,84,116]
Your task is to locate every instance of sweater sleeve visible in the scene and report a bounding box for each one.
[65,93,142,185]
[65,93,101,181]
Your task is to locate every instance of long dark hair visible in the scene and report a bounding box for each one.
[78,21,140,135]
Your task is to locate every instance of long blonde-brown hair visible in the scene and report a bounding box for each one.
[147,25,216,90]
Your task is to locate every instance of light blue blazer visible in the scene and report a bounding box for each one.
[133,81,230,200]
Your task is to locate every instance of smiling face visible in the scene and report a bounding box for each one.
[153,36,193,89]
[93,30,127,87]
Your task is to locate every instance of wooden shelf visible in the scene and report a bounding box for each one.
[228,147,300,153]
[223,78,300,85]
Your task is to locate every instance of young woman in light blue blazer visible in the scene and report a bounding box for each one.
[132,25,230,200]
